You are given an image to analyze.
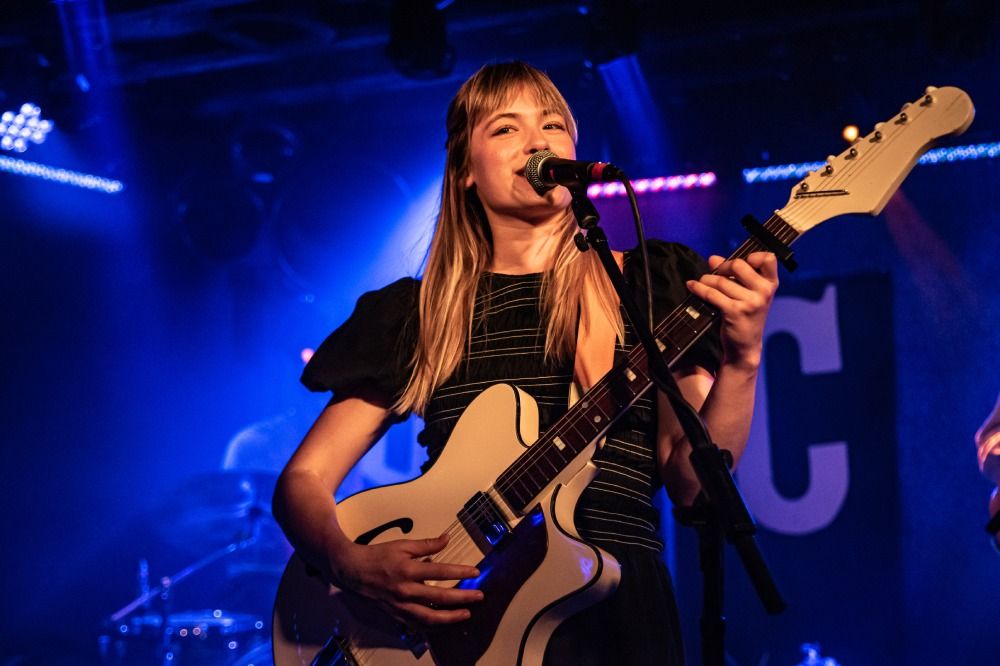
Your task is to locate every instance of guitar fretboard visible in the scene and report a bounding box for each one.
[495,214,799,512]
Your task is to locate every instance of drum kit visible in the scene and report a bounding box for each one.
[100,471,291,665]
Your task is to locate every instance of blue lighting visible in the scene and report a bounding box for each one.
[0,103,54,154]
[457,560,493,590]
[742,161,825,184]
[0,155,124,194]
[597,54,670,175]
[484,520,507,546]
[742,142,1000,184]
[797,642,842,666]
[918,141,1000,164]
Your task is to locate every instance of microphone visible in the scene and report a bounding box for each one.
[524,150,623,196]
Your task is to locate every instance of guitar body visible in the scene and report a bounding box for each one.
[272,383,622,666]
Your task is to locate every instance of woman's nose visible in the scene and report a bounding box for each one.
[525,129,548,154]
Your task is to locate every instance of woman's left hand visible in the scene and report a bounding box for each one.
[686,252,779,371]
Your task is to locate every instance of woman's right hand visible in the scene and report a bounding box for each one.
[329,532,485,628]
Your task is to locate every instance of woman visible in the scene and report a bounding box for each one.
[273,61,778,664]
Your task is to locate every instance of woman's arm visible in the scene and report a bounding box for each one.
[272,396,483,627]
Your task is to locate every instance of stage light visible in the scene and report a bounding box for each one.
[918,141,1000,164]
[586,172,718,198]
[742,142,1000,184]
[0,103,54,154]
[0,155,124,193]
[742,161,824,184]
[842,124,860,143]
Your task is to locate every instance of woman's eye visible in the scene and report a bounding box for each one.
[545,122,566,131]
[492,125,516,135]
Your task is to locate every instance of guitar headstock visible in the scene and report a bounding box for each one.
[779,86,974,235]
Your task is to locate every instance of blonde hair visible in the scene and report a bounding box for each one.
[395,62,623,416]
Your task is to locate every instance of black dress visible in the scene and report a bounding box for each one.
[302,240,722,666]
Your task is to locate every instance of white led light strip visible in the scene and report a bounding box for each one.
[0,155,124,194]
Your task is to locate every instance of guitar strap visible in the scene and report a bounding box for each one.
[570,250,624,407]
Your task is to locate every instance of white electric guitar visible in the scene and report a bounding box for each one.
[272,86,974,666]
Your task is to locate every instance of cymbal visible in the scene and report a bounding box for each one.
[155,471,286,554]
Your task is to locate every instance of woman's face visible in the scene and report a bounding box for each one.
[464,87,576,225]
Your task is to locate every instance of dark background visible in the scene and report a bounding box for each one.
[1,1,997,664]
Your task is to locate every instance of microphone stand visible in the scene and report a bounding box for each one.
[566,183,785,666]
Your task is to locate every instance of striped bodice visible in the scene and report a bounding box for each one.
[419,271,665,553]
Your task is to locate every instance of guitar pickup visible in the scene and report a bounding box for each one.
[459,492,511,554]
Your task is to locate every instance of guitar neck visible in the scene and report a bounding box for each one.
[496,215,800,512]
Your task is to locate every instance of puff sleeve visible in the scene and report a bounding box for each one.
[301,277,420,413]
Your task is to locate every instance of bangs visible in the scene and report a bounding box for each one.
[453,62,578,144]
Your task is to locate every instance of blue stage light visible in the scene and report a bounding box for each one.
[0,155,124,194]
[918,141,1000,164]
[742,142,999,184]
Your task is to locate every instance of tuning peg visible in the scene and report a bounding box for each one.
[872,122,884,142]
[846,147,858,159]
[921,85,937,106]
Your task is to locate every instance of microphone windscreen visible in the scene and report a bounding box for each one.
[525,150,557,196]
